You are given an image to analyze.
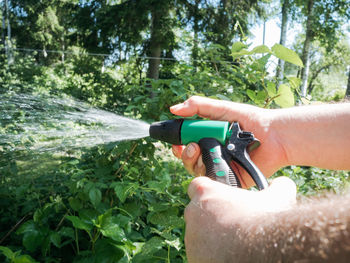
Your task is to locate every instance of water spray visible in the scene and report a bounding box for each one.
[149,119,268,190]
[0,93,268,190]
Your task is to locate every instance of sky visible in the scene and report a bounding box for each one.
[250,18,282,48]
[249,18,283,74]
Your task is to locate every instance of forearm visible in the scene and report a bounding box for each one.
[229,193,350,263]
[271,103,350,170]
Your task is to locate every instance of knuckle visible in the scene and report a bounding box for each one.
[187,96,200,105]
[191,177,210,195]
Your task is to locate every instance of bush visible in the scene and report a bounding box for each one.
[0,43,348,262]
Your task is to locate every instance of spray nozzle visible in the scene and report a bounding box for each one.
[149,118,268,190]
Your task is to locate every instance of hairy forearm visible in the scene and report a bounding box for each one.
[271,103,350,170]
[227,193,350,263]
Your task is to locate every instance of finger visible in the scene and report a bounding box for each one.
[187,176,213,200]
[193,155,206,177]
[172,145,186,159]
[264,176,297,210]
[181,143,201,175]
[170,96,231,120]
[170,96,256,123]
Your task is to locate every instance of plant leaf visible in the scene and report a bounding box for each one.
[271,44,303,67]
[251,45,270,54]
[0,246,14,260]
[89,187,102,207]
[66,215,92,231]
[114,182,137,203]
[274,84,295,108]
[231,42,247,53]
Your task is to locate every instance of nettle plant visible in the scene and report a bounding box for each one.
[229,42,304,108]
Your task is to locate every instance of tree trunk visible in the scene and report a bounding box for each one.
[1,1,5,46]
[346,67,350,98]
[262,20,266,45]
[276,0,289,88]
[146,9,162,80]
[300,0,314,98]
[147,44,161,80]
[192,0,200,70]
[5,0,13,64]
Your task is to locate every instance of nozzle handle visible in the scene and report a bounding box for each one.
[198,138,241,187]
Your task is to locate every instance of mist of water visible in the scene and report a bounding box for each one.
[0,92,150,152]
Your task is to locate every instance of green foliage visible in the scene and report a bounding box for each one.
[1,0,349,261]
[277,166,350,196]
[0,246,38,263]
[0,24,348,263]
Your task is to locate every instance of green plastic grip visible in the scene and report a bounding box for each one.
[181,120,230,145]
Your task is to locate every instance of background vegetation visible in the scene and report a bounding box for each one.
[0,0,349,262]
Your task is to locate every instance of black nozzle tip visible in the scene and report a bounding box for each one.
[149,119,183,145]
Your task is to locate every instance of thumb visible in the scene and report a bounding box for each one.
[263,176,297,212]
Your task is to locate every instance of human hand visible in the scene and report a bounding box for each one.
[171,96,288,188]
[184,176,296,263]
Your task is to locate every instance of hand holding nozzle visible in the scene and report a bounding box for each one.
[150,118,268,190]
[168,96,289,189]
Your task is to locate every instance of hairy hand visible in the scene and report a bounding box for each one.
[184,176,296,263]
[171,96,288,188]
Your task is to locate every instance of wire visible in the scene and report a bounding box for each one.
[0,46,238,64]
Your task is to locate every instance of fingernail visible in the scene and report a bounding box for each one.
[186,143,196,158]
[170,103,184,111]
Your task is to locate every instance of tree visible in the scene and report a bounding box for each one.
[203,0,262,58]
[3,0,13,64]
[146,1,176,80]
[276,0,290,88]
[299,0,314,98]
[297,0,350,97]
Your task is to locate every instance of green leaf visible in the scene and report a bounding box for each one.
[148,208,184,229]
[98,210,127,242]
[16,221,44,252]
[147,180,168,194]
[114,182,138,203]
[246,89,256,101]
[22,230,44,253]
[13,255,38,263]
[274,84,295,108]
[266,82,277,97]
[251,45,270,54]
[58,227,74,239]
[100,223,126,242]
[89,187,102,207]
[0,246,14,259]
[256,90,267,102]
[66,215,92,231]
[271,44,303,67]
[287,76,301,90]
[93,239,125,263]
[231,42,247,53]
[68,197,82,211]
[165,238,182,251]
[50,232,61,248]
[134,237,164,259]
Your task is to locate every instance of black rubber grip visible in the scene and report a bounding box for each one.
[198,138,241,187]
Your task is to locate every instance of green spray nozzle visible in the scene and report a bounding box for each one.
[149,119,231,145]
[149,119,268,190]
